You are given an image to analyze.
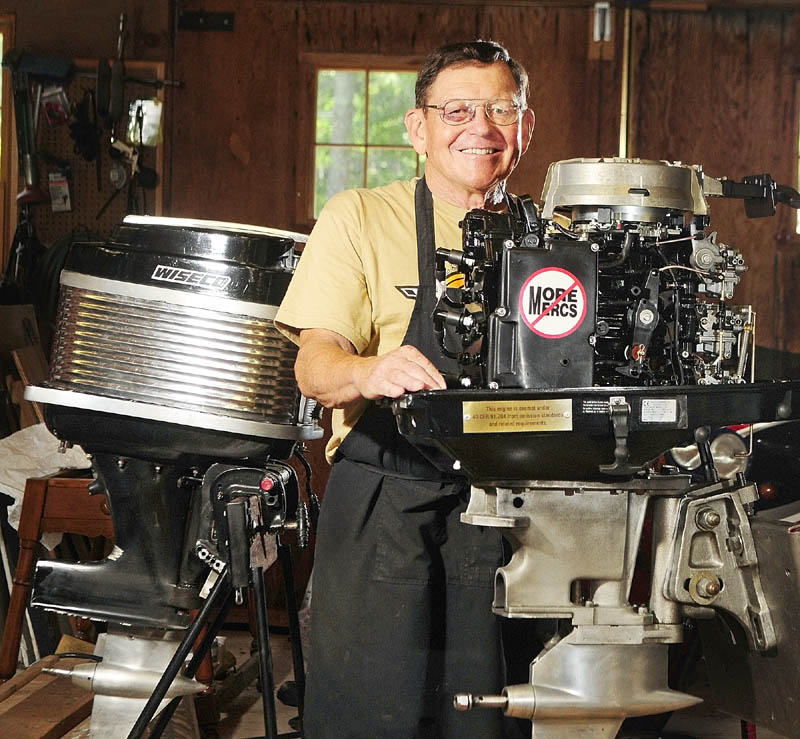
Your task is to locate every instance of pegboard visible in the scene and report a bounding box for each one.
[31,59,165,246]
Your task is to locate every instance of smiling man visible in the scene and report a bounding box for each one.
[407,57,534,210]
[275,41,534,738]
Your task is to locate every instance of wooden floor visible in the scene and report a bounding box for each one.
[0,655,93,738]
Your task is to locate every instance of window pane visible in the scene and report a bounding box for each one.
[316,70,366,145]
[366,148,417,189]
[367,71,416,146]
[315,145,365,217]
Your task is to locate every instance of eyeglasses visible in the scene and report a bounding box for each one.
[422,98,523,126]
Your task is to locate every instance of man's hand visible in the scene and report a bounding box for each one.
[295,328,446,409]
[352,344,447,400]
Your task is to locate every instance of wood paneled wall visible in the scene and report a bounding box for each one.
[169,2,624,227]
[7,2,169,61]
[630,8,800,352]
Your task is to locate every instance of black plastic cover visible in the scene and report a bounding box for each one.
[487,238,597,388]
[63,219,298,305]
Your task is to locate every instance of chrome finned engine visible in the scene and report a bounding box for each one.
[434,158,765,390]
[25,217,321,737]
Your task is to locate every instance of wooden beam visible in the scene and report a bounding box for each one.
[269,0,800,10]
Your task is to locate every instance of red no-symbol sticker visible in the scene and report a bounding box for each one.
[519,267,587,339]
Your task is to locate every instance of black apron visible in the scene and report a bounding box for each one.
[303,179,510,739]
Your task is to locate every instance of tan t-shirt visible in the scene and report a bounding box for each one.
[275,178,468,460]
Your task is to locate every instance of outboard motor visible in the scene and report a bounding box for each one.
[25,216,321,736]
[392,159,800,737]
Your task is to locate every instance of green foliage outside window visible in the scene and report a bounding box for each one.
[367,148,417,189]
[314,68,422,218]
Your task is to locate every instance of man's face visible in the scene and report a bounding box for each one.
[405,61,534,208]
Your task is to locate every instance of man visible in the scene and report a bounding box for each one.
[276,40,535,738]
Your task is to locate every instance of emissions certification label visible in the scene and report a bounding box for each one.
[640,398,678,423]
[519,267,587,338]
[463,399,573,434]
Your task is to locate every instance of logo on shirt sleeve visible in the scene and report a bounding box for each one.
[396,286,418,299]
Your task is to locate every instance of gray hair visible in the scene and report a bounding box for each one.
[414,40,529,107]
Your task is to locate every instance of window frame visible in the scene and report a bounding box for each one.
[296,52,424,229]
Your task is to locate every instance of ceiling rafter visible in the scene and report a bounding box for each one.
[274,0,799,9]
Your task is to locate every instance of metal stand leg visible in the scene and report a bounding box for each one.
[278,542,305,729]
[253,565,280,739]
[126,569,230,739]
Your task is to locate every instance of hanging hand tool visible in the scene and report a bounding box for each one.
[95,58,110,126]
[125,75,183,89]
[108,14,126,130]
[0,48,71,303]
[96,140,135,219]
[1,48,71,204]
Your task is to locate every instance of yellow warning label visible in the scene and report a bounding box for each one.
[462,399,573,433]
[445,272,465,289]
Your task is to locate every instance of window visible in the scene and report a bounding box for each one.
[313,68,421,218]
[297,55,425,224]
